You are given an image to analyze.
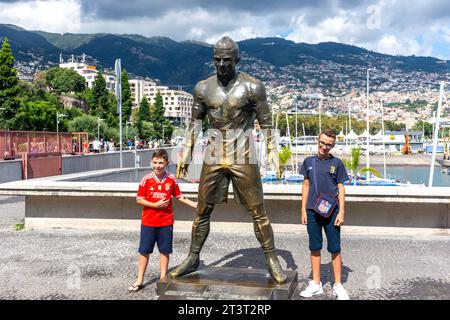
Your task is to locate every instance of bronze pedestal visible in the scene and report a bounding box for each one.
[157,267,297,300]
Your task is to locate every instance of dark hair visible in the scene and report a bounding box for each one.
[152,149,169,162]
[319,128,337,140]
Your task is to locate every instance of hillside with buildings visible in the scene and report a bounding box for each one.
[1,24,449,129]
[58,56,193,124]
[2,24,448,89]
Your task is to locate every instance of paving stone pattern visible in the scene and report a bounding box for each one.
[0,226,448,300]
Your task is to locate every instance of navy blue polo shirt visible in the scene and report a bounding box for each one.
[299,154,350,210]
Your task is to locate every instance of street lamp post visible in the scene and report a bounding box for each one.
[366,67,376,182]
[97,117,105,142]
[319,96,322,134]
[126,121,133,142]
[431,111,436,143]
[115,58,123,168]
[348,104,352,133]
[422,120,425,140]
[56,112,67,152]
[162,125,168,145]
[134,135,138,167]
[56,112,67,135]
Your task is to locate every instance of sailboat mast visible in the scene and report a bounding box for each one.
[285,113,294,175]
[429,81,445,187]
[381,99,386,179]
[295,101,298,173]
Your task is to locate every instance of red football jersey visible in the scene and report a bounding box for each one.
[137,172,183,227]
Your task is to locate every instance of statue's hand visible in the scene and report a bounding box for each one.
[176,161,189,179]
[176,146,192,179]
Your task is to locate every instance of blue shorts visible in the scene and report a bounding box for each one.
[306,209,341,254]
[138,224,173,255]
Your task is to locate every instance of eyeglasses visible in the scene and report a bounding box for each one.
[318,140,335,150]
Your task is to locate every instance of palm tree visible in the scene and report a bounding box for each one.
[343,147,381,186]
[278,145,292,177]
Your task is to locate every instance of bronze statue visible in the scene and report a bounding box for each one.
[171,36,287,283]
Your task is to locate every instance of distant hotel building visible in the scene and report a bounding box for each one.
[59,54,193,124]
[58,54,115,90]
[128,79,193,124]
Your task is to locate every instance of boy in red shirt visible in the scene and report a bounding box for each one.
[128,149,197,292]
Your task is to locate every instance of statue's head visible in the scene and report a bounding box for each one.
[213,36,240,62]
[213,36,240,77]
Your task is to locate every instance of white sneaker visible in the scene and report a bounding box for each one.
[333,283,350,300]
[300,280,323,298]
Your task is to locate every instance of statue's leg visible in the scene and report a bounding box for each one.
[246,203,287,284]
[170,164,228,278]
[228,164,287,283]
[169,203,215,278]
[190,202,215,254]
[246,203,275,253]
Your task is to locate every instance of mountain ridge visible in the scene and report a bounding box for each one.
[1,24,448,91]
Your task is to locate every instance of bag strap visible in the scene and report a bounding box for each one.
[313,156,341,204]
[312,157,319,195]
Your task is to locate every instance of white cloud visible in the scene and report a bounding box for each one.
[287,14,354,44]
[286,10,374,47]
[0,0,81,33]
[80,7,275,44]
[0,0,449,59]
[437,26,450,43]
[285,4,442,58]
[375,34,432,56]
[204,26,269,44]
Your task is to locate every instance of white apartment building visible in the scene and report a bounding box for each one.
[59,54,115,91]
[129,79,193,123]
[59,55,192,122]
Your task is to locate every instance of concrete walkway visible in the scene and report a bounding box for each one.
[0,226,448,300]
[0,195,449,300]
[0,196,24,228]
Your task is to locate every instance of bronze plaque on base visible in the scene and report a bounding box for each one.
[157,267,297,300]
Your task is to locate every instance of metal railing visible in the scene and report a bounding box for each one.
[0,131,88,161]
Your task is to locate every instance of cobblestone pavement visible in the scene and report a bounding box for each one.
[0,195,449,300]
[0,224,448,300]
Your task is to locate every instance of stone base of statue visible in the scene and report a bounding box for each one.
[157,267,298,300]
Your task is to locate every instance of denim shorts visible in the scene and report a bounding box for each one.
[306,209,341,253]
[138,224,173,254]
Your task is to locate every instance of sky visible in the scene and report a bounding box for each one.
[0,0,449,59]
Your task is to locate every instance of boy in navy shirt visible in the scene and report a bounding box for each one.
[299,128,350,300]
